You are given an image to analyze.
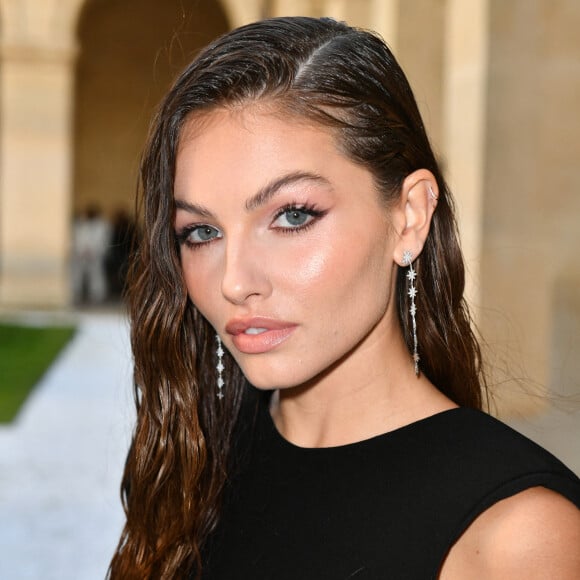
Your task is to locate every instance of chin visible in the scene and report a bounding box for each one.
[236,363,305,392]
[246,375,302,392]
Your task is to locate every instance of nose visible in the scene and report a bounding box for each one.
[220,235,272,305]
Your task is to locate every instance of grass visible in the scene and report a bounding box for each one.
[0,323,76,423]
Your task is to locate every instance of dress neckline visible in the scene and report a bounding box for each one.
[259,399,467,454]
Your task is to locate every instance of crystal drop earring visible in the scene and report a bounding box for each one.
[216,335,225,399]
[402,250,420,376]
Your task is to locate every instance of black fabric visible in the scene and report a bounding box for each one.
[201,399,580,579]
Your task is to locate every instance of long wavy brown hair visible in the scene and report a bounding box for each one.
[109,16,487,579]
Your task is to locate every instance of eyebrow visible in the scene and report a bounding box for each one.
[244,171,329,211]
[174,198,214,218]
[174,171,329,218]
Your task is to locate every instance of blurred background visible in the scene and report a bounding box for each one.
[0,0,579,578]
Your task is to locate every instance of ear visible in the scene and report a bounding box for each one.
[391,169,439,266]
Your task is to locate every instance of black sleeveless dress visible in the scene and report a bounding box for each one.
[201,398,580,579]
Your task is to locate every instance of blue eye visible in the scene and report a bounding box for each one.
[192,225,221,242]
[272,205,325,231]
[276,208,312,228]
[177,224,222,248]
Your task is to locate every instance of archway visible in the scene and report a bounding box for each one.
[71,0,229,301]
[74,0,230,217]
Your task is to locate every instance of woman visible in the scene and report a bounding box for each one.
[110,17,580,579]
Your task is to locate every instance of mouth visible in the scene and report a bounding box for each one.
[225,318,297,354]
[243,327,268,335]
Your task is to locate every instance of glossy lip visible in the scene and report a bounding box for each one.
[226,317,297,355]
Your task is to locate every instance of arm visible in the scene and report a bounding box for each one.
[440,486,580,579]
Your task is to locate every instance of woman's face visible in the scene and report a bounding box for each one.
[174,107,401,390]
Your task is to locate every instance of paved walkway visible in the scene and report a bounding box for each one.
[0,313,134,580]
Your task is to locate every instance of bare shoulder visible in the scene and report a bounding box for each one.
[440,486,580,579]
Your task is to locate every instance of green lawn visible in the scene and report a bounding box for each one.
[0,323,76,423]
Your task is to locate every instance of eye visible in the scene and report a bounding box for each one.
[177,224,223,248]
[272,205,325,231]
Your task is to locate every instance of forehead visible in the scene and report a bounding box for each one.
[174,106,345,189]
[178,103,334,153]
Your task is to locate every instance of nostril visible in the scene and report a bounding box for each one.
[221,254,271,305]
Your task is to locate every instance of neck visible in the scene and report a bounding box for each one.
[269,326,455,448]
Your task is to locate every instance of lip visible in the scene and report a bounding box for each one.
[226,317,297,354]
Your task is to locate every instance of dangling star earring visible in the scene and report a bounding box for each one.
[216,335,225,399]
[402,250,420,376]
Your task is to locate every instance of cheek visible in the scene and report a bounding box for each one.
[282,235,390,314]
[278,248,328,293]
[320,250,392,353]
[273,240,355,317]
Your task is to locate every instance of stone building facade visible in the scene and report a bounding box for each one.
[1,0,579,410]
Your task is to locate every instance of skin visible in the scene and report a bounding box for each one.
[440,487,580,578]
[174,105,580,578]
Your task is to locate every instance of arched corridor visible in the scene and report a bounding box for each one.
[74,0,230,217]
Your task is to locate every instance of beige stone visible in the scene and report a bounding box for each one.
[442,0,489,309]
[0,0,83,306]
[481,0,580,410]
[396,0,446,156]
[73,0,230,218]
[220,0,263,26]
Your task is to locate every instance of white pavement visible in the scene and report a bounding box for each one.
[0,313,134,580]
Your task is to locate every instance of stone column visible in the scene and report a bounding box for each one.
[270,0,318,16]
[320,0,398,46]
[0,0,84,307]
[369,0,399,50]
[442,0,490,309]
[219,0,264,25]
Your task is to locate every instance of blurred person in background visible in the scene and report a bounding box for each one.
[109,17,580,579]
[71,204,111,304]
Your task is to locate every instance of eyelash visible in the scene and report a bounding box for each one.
[176,202,327,250]
[175,225,218,250]
[271,203,327,234]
